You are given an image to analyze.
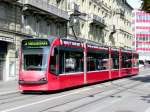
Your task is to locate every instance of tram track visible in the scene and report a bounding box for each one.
[0,91,19,97]
[0,95,39,105]
[0,76,133,105]
[40,76,146,112]
[0,91,40,105]
[0,74,148,112]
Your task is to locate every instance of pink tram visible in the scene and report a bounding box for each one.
[19,37,139,91]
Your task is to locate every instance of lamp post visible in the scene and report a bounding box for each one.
[69,11,87,40]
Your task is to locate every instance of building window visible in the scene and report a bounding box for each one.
[47,22,51,36]
[89,2,91,12]
[81,23,85,36]
[102,11,104,15]
[82,0,84,6]
[56,0,61,6]
[98,8,100,14]
[9,62,15,77]
[94,5,96,12]
[36,18,40,36]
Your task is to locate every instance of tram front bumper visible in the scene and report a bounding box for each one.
[19,80,48,91]
[19,80,48,85]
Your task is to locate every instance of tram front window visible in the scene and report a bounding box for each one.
[22,48,49,71]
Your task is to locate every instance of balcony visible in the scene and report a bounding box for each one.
[91,14,106,27]
[92,0,102,5]
[20,0,69,20]
[68,2,80,15]
[116,9,125,16]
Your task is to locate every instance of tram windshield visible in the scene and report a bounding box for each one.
[22,47,49,71]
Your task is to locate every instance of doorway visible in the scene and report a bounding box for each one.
[0,41,7,80]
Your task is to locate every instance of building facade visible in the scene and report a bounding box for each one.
[68,0,133,48]
[0,0,22,81]
[132,10,150,62]
[0,0,133,81]
[0,0,69,81]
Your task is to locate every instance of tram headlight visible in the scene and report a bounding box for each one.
[19,77,24,81]
[39,77,47,81]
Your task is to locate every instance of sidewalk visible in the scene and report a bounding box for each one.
[0,80,19,95]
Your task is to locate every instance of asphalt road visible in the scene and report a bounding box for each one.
[0,68,150,112]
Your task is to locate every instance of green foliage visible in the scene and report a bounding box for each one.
[141,0,150,12]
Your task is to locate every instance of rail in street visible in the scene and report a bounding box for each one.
[0,68,150,112]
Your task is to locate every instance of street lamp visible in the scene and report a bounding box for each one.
[69,11,87,40]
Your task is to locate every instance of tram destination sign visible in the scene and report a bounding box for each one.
[61,39,83,48]
[22,39,49,47]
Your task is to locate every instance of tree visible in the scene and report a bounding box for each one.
[141,0,150,12]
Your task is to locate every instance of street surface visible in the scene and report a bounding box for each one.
[0,68,150,112]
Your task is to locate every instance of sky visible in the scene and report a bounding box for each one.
[127,0,142,9]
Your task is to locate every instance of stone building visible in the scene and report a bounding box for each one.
[68,0,133,47]
[0,0,133,81]
[0,0,22,81]
[0,0,69,81]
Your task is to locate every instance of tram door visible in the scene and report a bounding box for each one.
[0,41,7,80]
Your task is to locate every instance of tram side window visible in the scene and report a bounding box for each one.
[87,52,109,71]
[122,54,132,68]
[127,55,132,68]
[133,54,139,67]
[59,50,83,74]
[122,56,127,68]
[111,52,119,69]
[112,58,119,69]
